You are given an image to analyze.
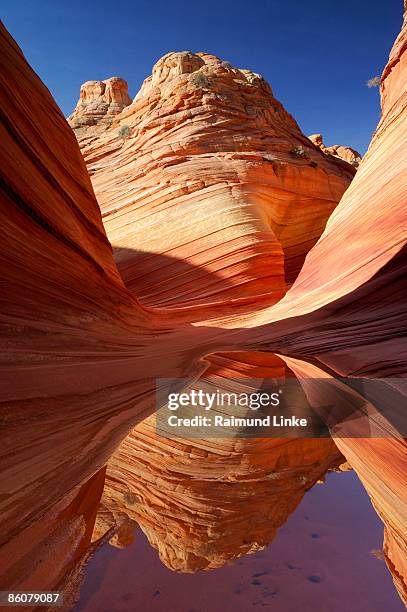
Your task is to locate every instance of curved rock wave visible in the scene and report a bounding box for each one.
[0,5,406,605]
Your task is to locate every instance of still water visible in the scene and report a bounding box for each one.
[75,471,404,612]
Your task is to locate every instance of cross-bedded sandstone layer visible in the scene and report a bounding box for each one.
[70,51,355,299]
[0,3,406,606]
[97,423,342,572]
[68,53,357,544]
[68,30,406,601]
[0,22,211,598]
[94,353,342,572]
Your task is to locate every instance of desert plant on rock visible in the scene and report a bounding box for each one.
[118,124,131,139]
[190,73,210,89]
[290,145,308,159]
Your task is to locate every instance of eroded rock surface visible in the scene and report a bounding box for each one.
[70,51,355,296]
[68,77,132,135]
[0,22,212,596]
[98,424,342,572]
[94,354,342,571]
[309,133,362,168]
[0,4,406,606]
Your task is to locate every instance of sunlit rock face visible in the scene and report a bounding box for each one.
[237,4,407,380]
[68,51,357,466]
[83,12,406,602]
[0,2,406,606]
[95,353,343,572]
[69,51,354,297]
[68,77,132,135]
[308,133,362,168]
[237,10,407,597]
[0,22,140,593]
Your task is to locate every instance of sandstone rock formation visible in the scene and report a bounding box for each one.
[0,2,406,607]
[237,11,407,595]
[67,51,357,528]
[0,22,209,597]
[69,39,404,600]
[94,352,342,572]
[239,6,406,377]
[309,133,362,168]
[90,9,407,597]
[68,77,132,136]
[70,51,355,295]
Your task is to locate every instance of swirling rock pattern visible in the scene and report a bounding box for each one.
[81,10,407,601]
[0,22,210,596]
[239,7,407,377]
[0,3,406,606]
[97,420,342,572]
[70,51,355,298]
[94,353,341,572]
[68,52,356,506]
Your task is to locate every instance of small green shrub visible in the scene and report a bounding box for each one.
[118,124,131,139]
[190,73,210,89]
[366,76,380,88]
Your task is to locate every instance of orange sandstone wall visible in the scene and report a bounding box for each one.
[0,22,209,593]
[0,2,406,603]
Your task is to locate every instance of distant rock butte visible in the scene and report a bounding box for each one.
[68,77,132,133]
[308,133,362,168]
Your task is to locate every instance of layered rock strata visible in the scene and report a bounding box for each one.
[68,53,357,515]
[70,51,355,296]
[97,422,342,572]
[0,4,406,606]
[0,22,208,594]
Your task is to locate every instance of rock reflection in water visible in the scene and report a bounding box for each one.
[283,356,407,606]
[87,354,407,608]
[76,471,405,612]
[92,354,342,572]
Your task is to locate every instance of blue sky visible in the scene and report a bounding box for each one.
[1,0,403,153]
